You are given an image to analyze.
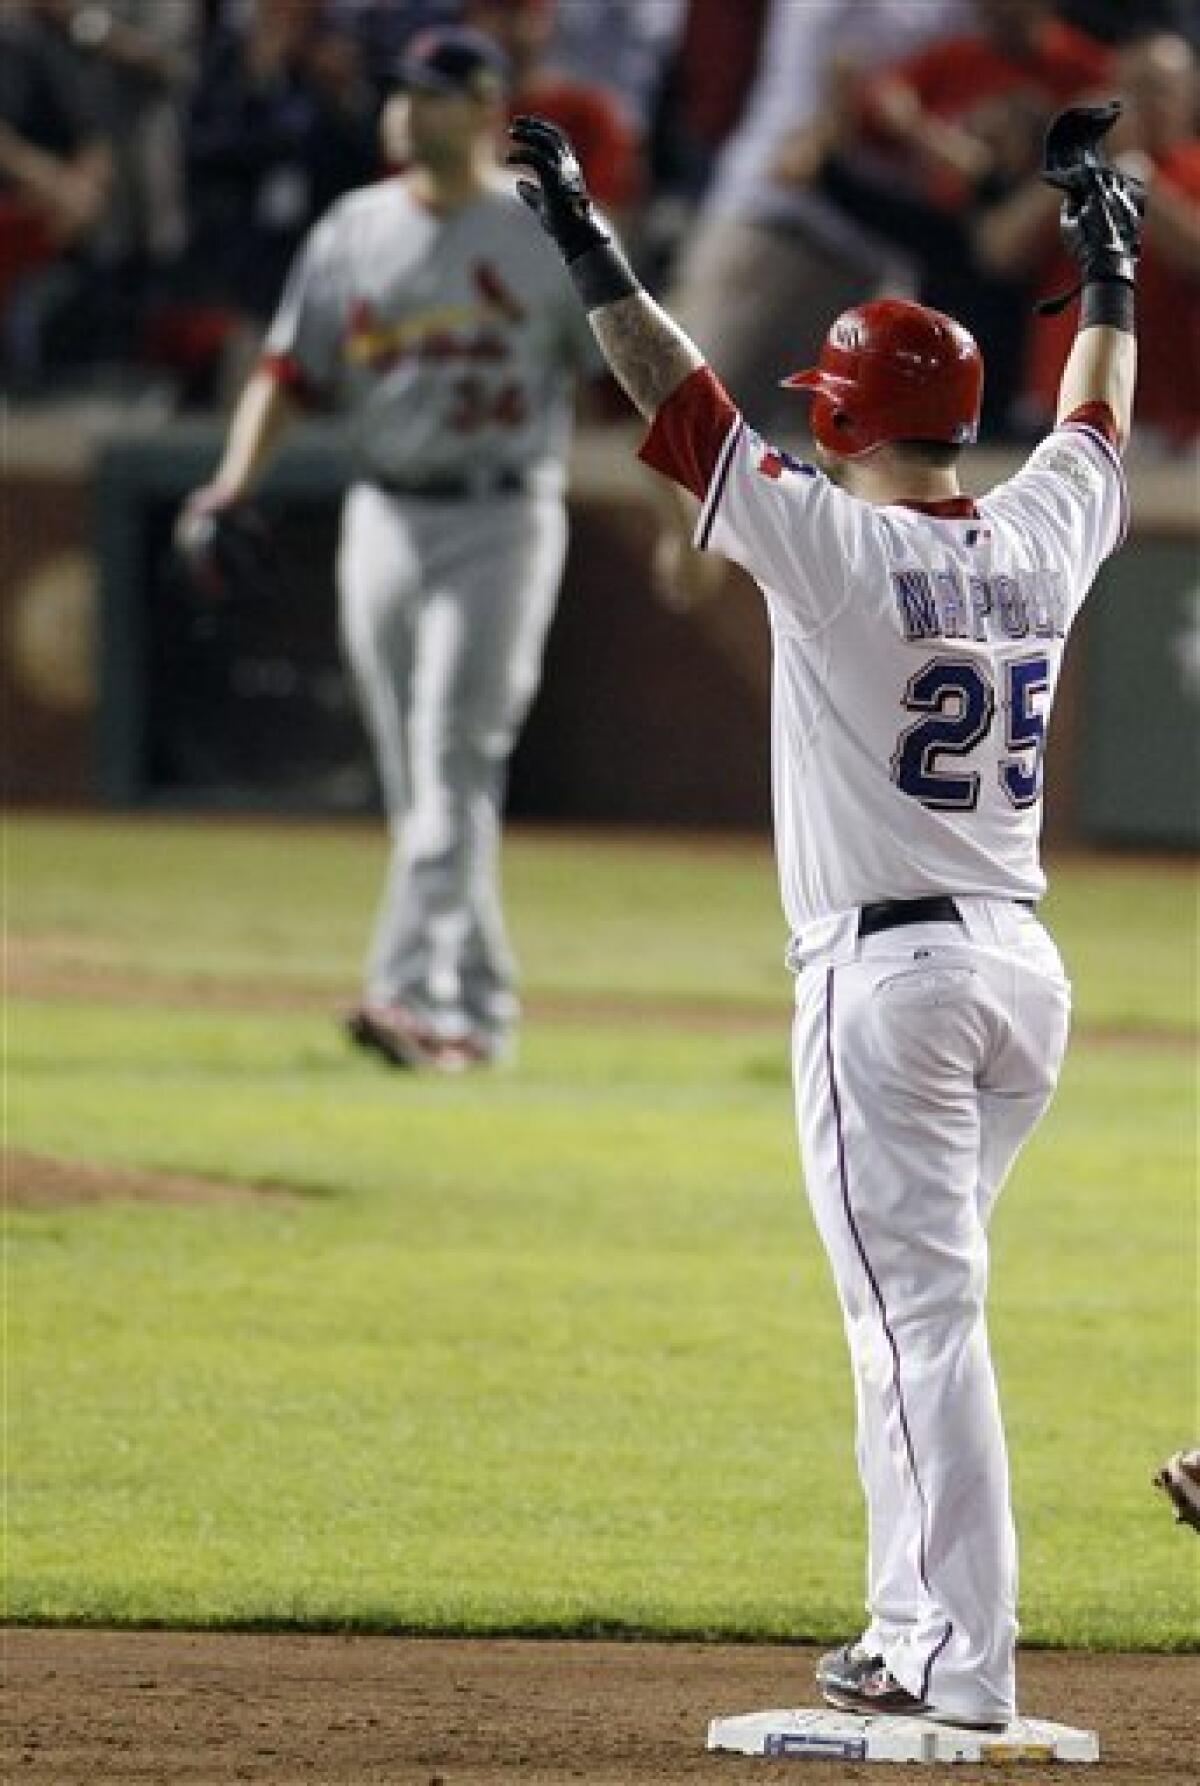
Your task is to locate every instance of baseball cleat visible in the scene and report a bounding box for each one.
[818,1646,931,1719]
[815,1640,875,1689]
[422,1035,496,1074]
[343,1002,441,1070]
[816,1643,1007,1732]
[1153,1448,1200,1530]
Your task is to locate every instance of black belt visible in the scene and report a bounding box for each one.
[859,896,961,937]
[858,896,1035,938]
[368,468,530,500]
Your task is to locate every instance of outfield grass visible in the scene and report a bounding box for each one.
[5,816,1198,1648]
[7,815,1195,1026]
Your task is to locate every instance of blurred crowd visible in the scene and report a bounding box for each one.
[2,0,1197,449]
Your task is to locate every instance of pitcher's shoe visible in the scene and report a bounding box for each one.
[1154,1448,1200,1530]
[817,1643,1006,1732]
[423,1033,497,1074]
[344,1002,441,1070]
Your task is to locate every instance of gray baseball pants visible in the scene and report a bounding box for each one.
[337,481,568,1046]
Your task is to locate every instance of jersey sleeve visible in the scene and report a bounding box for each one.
[640,367,868,634]
[985,418,1129,617]
[261,212,344,402]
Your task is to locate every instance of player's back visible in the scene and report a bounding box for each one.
[693,418,1126,934]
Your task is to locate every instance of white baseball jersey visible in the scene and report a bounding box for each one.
[641,370,1128,940]
[263,175,597,494]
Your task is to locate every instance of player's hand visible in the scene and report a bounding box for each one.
[506,116,609,264]
[175,481,239,545]
[174,484,238,596]
[652,525,727,614]
[173,489,273,608]
[648,480,726,614]
[1042,100,1145,285]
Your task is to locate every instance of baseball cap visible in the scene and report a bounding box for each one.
[395,27,511,98]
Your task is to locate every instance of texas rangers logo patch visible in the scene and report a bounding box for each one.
[756,444,812,481]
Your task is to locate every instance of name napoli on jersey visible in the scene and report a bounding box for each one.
[892,565,1067,644]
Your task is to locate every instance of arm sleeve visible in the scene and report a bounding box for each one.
[639,365,868,634]
[986,417,1129,618]
[638,364,739,501]
[261,212,344,401]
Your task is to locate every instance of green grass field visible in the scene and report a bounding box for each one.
[5,815,1197,1649]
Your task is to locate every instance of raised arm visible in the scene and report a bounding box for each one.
[1038,103,1144,449]
[1056,323,1136,447]
[506,116,703,420]
[587,292,704,421]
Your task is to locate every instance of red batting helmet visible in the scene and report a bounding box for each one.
[782,298,984,458]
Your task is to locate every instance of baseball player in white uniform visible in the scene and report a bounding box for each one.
[179,28,596,1072]
[509,104,1143,1729]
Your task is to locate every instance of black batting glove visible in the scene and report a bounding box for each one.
[1058,166,1145,286]
[1043,100,1145,287]
[506,115,610,264]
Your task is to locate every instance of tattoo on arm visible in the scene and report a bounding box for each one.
[590,292,705,420]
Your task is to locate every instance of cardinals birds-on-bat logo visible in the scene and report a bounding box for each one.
[344,264,526,369]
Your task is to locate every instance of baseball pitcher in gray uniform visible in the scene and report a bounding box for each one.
[179,28,596,1072]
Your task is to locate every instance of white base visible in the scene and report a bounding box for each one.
[706,1707,1100,1765]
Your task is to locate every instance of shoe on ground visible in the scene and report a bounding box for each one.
[345,1004,502,1074]
[816,1641,1006,1731]
[422,1033,496,1074]
[343,1002,440,1070]
[818,1643,931,1718]
[1154,1448,1200,1530]
[815,1640,875,1689]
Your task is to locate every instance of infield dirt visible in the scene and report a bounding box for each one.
[5,1631,1196,1785]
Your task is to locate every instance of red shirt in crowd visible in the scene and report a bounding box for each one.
[863,19,1111,211]
[880,18,1110,117]
[675,0,771,152]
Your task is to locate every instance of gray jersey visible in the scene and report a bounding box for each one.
[265,175,598,495]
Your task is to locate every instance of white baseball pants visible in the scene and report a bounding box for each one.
[790,898,1071,1726]
[337,482,567,1044]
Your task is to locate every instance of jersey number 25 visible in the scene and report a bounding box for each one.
[891,654,1050,811]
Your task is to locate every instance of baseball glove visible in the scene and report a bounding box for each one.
[174,502,279,610]
[1153,1449,1200,1531]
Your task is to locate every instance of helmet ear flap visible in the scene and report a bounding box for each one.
[816,398,868,458]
